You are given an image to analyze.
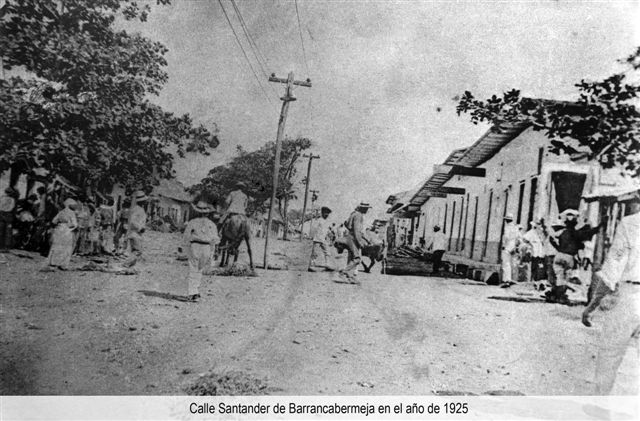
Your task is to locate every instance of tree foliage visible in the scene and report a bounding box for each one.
[456,47,640,176]
[0,0,219,192]
[191,137,312,220]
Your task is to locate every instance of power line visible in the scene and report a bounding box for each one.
[229,0,271,76]
[294,0,311,76]
[217,0,275,107]
[229,0,279,97]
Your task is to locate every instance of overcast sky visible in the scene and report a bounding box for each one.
[127,0,639,222]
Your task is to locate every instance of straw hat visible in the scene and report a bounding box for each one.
[560,209,579,219]
[504,213,514,221]
[191,200,214,214]
[357,202,372,209]
[132,190,148,202]
[64,198,77,208]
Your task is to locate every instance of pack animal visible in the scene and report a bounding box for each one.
[218,214,254,269]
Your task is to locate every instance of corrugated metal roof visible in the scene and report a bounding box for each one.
[410,123,529,207]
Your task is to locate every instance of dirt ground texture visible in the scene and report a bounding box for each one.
[1,231,637,395]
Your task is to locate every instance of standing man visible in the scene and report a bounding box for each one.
[547,209,600,304]
[501,213,521,287]
[182,201,219,302]
[0,187,19,252]
[426,225,447,274]
[114,197,131,254]
[336,202,372,284]
[220,181,249,227]
[308,206,334,272]
[582,194,640,395]
[99,196,115,254]
[122,191,148,268]
[521,219,546,282]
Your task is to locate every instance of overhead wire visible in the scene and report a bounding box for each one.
[217,0,276,108]
[229,0,279,97]
[294,0,311,77]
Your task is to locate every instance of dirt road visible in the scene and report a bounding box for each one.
[0,231,636,395]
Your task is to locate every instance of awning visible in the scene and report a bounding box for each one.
[582,185,640,202]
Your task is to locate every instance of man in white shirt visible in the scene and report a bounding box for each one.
[500,213,521,286]
[426,225,447,274]
[582,194,640,395]
[309,207,334,272]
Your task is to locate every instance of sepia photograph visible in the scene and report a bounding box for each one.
[0,0,639,417]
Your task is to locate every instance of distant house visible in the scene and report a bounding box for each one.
[148,179,193,229]
[249,211,285,240]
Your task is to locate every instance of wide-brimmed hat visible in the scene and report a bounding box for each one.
[560,209,579,219]
[504,213,514,220]
[357,202,372,209]
[132,190,148,202]
[234,181,247,189]
[191,200,214,214]
[321,206,332,214]
[64,198,77,208]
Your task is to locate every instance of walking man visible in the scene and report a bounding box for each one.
[336,202,372,284]
[582,194,640,395]
[122,191,148,268]
[308,206,334,272]
[426,225,447,274]
[182,201,219,302]
[547,209,600,304]
[501,213,520,287]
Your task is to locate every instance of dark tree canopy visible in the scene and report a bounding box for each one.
[0,0,219,192]
[191,137,312,218]
[456,47,640,176]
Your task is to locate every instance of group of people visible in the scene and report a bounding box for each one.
[0,184,150,271]
[308,202,382,285]
[500,209,600,304]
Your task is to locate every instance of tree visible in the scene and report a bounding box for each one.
[0,0,219,195]
[191,137,312,238]
[456,47,640,176]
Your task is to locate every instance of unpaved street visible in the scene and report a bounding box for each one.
[0,231,635,395]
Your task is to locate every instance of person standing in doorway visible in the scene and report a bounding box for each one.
[500,213,520,287]
[582,194,640,395]
[426,225,447,275]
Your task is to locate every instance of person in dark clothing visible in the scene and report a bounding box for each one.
[0,187,19,252]
[547,209,601,304]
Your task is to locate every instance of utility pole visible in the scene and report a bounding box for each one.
[263,71,311,269]
[299,153,320,240]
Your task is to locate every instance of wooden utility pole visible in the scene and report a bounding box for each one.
[300,153,320,240]
[263,71,311,269]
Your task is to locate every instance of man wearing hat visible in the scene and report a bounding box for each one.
[182,201,219,302]
[123,191,148,268]
[500,213,521,287]
[308,206,334,272]
[0,187,19,252]
[426,225,447,274]
[547,208,600,304]
[219,181,249,227]
[337,202,372,284]
[582,193,640,394]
